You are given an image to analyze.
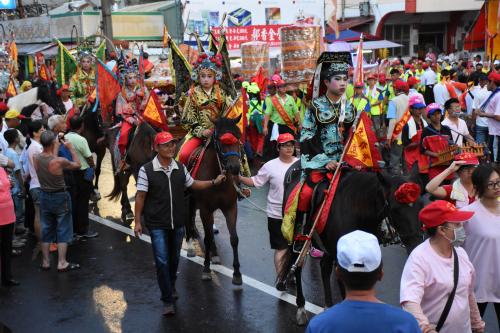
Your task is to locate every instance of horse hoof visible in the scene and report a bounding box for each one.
[201,271,212,281]
[232,275,242,286]
[296,307,308,326]
[211,256,221,265]
[90,190,101,202]
[186,248,196,257]
[125,212,134,221]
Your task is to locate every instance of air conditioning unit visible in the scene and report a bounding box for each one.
[359,2,370,16]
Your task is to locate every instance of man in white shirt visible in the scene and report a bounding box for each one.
[441,98,475,146]
[421,64,437,105]
[433,69,451,108]
[472,74,491,144]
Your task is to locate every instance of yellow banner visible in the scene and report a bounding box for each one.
[346,119,374,168]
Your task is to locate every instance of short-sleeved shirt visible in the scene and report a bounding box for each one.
[4,147,21,194]
[27,140,43,189]
[485,89,500,136]
[473,87,491,127]
[65,132,92,170]
[400,239,476,333]
[305,300,421,333]
[136,156,194,192]
[441,184,475,208]
[251,157,298,219]
[264,94,298,126]
[441,117,469,146]
[462,200,500,303]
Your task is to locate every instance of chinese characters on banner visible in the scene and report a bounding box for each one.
[212,25,289,50]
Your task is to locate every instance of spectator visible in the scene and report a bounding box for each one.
[306,230,421,333]
[4,109,26,153]
[0,153,18,287]
[238,133,298,290]
[134,131,225,316]
[34,131,81,271]
[472,74,491,144]
[402,95,428,178]
[26,120,45,249]
[433,69,452,108]
[462,164,500,331]
[421,63,437,105]
[400,200,485,333]
[57,85,73,113]
[20,81,32,93]
[365,74,385,137]
[65,116,97,239]
[441,98,475,146]
[351,82,370,114]
[3,129,27,242]
[386,80,410,175]
[425,153,478,208]
[0,102,8,152]
[476,72,500,163]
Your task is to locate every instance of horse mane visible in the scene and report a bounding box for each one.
[214,116,241,139]
[21,104,39,118]
[34,82,65,115]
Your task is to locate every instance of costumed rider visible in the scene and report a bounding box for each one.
[244,81,265,159]
[33,52,55,85]
[116,62,149,158]
[0,51,11,101]
[283,51,355,249]
[69,50,96,114]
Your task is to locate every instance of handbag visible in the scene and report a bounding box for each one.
[436,247,459,331]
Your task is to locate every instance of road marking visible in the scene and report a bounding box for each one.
[90,213,324,315]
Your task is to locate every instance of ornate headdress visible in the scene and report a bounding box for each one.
[76,39,94,62]
[311,51,352,99]
[191,51,223,81]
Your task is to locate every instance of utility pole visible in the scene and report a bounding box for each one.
[101,0,114,50]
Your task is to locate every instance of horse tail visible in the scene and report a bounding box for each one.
[107,172,122,201]
[277,247,293,284]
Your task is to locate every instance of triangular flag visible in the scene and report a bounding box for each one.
[6,78,17,97]
[353,34,364,86]
[95,40,106,62]
[96,59,121,120]
[167,37,192,100]
[344,112,382,169]
[39,65,49,81]
[143,90,168,131]
[8,41,17,69]
[225,93,245,137]
[217,32,237,98]
[55,39,77,86]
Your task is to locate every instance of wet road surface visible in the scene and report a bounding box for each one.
[1,152,498,332]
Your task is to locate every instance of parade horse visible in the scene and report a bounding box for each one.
[281,163,424,325]
[179,116,243,285]
[108,121,157,221]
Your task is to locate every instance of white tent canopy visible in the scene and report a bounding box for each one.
[348,40,403,50]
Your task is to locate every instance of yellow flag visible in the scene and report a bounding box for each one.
[7,79,17,97]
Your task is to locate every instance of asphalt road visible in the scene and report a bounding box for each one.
[0,152,498,333]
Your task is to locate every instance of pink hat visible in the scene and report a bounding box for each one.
[409,95,426,108]
[425,103,442,116]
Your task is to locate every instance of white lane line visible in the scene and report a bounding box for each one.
[89,213,323,315]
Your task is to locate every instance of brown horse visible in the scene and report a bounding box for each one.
[184,116,243,285]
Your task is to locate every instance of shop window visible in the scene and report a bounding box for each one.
[382,24,411,57]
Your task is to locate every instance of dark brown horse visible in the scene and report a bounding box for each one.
[183,116,243,285]
[281,163,424,325]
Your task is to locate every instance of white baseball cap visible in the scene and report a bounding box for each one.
[337,230,381,273]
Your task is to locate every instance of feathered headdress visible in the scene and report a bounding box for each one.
[191,51,223,81]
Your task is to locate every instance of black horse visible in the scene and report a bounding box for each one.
[108,121,157,221]
[281,163,424,325]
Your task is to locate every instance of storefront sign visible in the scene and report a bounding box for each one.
[211,25,288,50]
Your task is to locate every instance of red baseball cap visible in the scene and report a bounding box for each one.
[454,152,479,166]
[407,76,420,87]
[154,131,175,145]
[404,64,411,69]
[419,200,474,229]
[354,81,364,88]
[394,80,409,92]
[422,63,429,69]
[277,133,295,144]
[488,71,500,84]
[367,74,377,80]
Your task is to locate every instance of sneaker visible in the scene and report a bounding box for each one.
[82,231,99,239]
[309,247,324,258]
[162,303,176,316]
[12,239,26,248]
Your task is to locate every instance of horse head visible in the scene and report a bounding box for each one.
[214,115,242,176]
[377,164,424,254]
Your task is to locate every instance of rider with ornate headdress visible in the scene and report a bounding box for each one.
[116,60,149,157]
[282,51,355,245]
[33,52,56,85]
[0,50,11,101]
[69,48,96,112]
[177,51,232,165]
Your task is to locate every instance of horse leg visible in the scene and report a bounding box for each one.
[320,254,335,308]
[210,239,221,265]
[200,208,214,281]
[185,194,198,258]
[222,206,241,285]
[120,171,133,222]
[91,149,105,202]
[295,265,308,326]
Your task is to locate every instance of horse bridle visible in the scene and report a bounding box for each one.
[212,130,241,173]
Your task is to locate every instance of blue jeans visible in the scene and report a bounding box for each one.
[40,191,73,243]
[12,193,25,226]
[475,126,489,144]
[149,227,184,304]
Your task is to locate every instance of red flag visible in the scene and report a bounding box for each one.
[353,34,364,86]
[344,112,383,169]
[97,59,121,120]
[143,90,168,131]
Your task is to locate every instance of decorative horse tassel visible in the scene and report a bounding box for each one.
[219,133,239,145]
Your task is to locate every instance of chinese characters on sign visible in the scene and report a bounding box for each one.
[212,25,288,50]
